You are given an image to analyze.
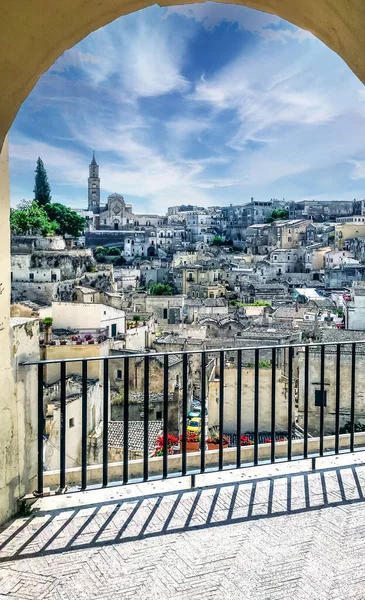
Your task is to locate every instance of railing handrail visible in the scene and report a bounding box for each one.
[23,338,365,366]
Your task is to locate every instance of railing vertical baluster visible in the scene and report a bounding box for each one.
[335,344,341,455]
[102,358,109,487]
[81,360,88,490]
[351,343,356,453]
[288,347,293,461]
[236,349,242,469]
[163,354,169,479]
[143,356,149,481]
[201,352,206,474]
[271,348,276,464]
[304,345,309,459]
[182,353,188,476]
[60,362,66,490]
[219,350,225,471]
[254,348,259,466]
[320,345,325,457]
[123,356,129,484]
[37,363,44,496]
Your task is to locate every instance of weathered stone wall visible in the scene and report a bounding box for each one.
[208,365,292,433]
[8,318,39,520]
[0,140,19,524]
[297,346,365,435]
[44,379,103,470]
[12,281,56,304]
[85,231,127,248]
[31,249,94,279]
[11,235,66,253]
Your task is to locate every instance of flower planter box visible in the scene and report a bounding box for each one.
[207,443,228,451]
[186,441,199,452]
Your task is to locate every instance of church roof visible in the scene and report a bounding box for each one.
[90,151,97,166]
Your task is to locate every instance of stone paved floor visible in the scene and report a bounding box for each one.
[1,454,365,599]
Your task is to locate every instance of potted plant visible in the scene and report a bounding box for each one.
[60,338,67,345]
[39,338,45,346]
[181,431,200,452]
[240,435,254,446]
[152,434,179,457]
[76,336,83,345]
[206,429,229,451]
[42,317,53,345]
[88,337,95,344]
[49,340,56,346]
[133,314,141,327]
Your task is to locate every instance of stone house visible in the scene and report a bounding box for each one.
[11,236,95,304]
[297,331,365,435]
[44,375,104,470]
[207,360,293,434]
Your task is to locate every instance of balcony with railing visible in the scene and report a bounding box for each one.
[23,339,365,494]
[1,339,365,596]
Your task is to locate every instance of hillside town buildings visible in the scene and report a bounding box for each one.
[10,152,365,481]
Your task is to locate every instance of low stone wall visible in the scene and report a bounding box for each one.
[43,432,365,490]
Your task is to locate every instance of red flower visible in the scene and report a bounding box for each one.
[181,432,199,443]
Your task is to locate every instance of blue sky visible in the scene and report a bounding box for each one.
[9,3,365,213]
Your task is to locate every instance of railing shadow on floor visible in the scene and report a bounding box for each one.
[1,461,365,564]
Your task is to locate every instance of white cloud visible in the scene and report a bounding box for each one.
[348,160,365,181]
[74,12,190,97]
[9,3,365,211]
[164,4,280,33]
[164,3,313,42]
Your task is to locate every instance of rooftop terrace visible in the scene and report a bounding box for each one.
[1,453,364,599]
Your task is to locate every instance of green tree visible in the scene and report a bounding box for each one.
[149,283,173,296]
[34,157,52,206]
[267,208,289,223]
[44,202,86,237]
[10,200,58,236]
[211,235,225,246]
[106,247,121,256]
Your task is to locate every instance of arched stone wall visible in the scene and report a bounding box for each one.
[1,0,365,149]
[0,0,365,526]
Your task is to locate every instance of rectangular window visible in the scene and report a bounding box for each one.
[116,369,122,380]
[163,308,168,319]
[111,323,117,337]
[156,410,162,420]
[51,273,57,281]
[69,418,74,428]
[315,390,327,407]
[29,273,34,281]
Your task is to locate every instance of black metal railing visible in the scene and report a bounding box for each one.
[25,339,365,496]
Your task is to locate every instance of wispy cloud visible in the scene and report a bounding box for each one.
[164,3,313,41]
[9,3,365,211]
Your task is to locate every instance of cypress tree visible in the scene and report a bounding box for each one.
[33,157,52,206]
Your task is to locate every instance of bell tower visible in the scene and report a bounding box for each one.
[88,151,100,212]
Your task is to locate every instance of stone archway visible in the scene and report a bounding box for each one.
[1,0,365,526]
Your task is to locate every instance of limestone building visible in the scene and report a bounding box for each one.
[87,153,162,231]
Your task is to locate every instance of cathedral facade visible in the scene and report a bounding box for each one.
[87,153,135,230]
[84,154,186,256]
